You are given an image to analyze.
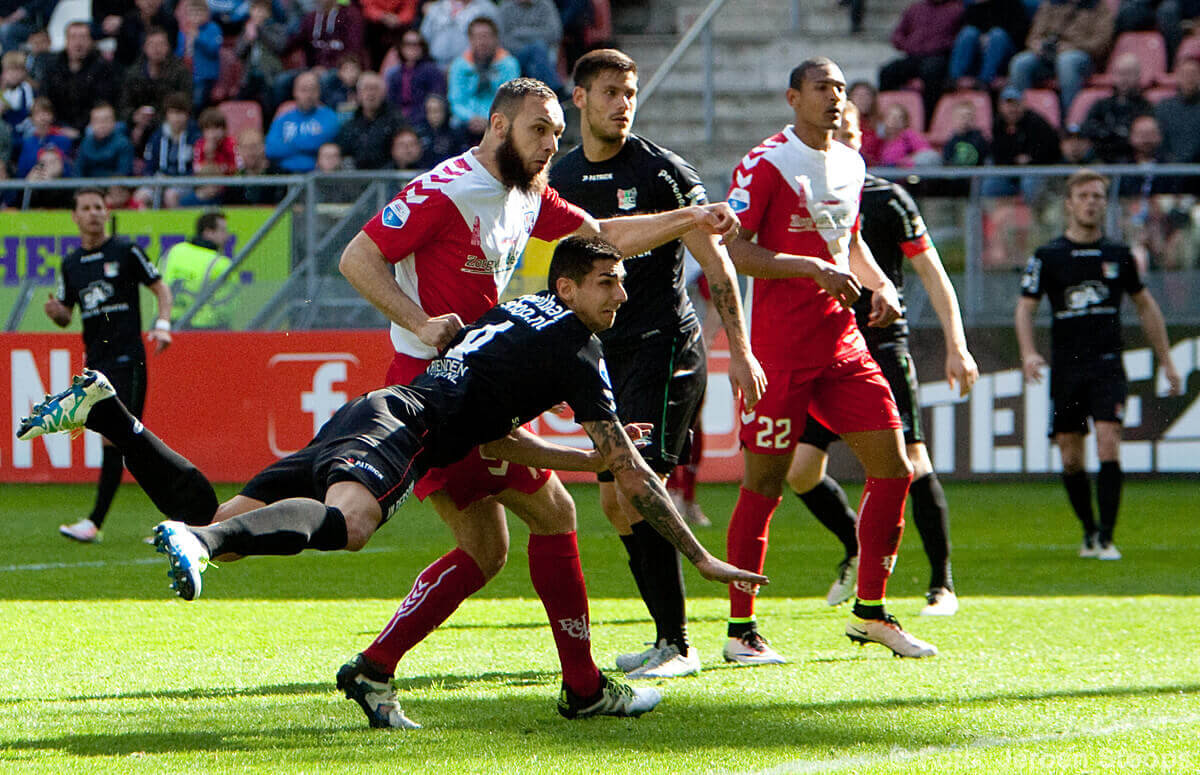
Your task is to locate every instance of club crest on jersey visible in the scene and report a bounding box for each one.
[727,187,750,213]
[617,188,638,211]
[103,261,120,278]
[382,200,410,229]
[524,210,535,231]
[1102,261,1120,279]
[470,216,482,246]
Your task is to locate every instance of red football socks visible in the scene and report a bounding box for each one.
[855,475,912,604]
[362,547,486,674]
[726,486,781,620]
[528,532,602,697]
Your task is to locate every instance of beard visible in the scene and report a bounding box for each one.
[496,133,548,195]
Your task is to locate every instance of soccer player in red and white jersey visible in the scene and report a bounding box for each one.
[721,57,938,661]
[336,78,744,724]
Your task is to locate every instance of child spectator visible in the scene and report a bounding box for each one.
[176,0,224,110]
[1059,124,1096,164]
[105,184,145,210]
[942,99,989,166]
[385,28,447,126]
[25,145,74,208]
[23,30,54,89]
[316,141,346,171]
[234,0,288,105]
[877,103,941,166]
[848,80,884,165]
[194,107,239,175]
[1,51,36,132]
[138,93,200,206]
[323,53,365,116]
[389,125,426,169]
[415,93,467,166]
[76,102,135,178]
[14,98,75,179]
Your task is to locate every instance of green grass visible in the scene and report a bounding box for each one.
[2,480,1199,773]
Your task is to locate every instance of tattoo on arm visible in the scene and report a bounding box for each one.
[582,421,707,563]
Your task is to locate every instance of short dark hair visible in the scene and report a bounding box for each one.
[1066,169,1110,197]
[198,107,226,129]
[196,211,226,235]
[90,101,114,117]
[163,92,192,115]
[547,236,622,291]
[467,15,499,37]
[571,48,638,90]
[73,187,106,208]
[789,56,837,90]
[489,77,558,120]
[144,25,169,41]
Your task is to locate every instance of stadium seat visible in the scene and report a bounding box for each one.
[877,90,925,134]
[1091,32,1168,88]
[380,47,401,76]
[1022,89,1061,129]
[47,0,91,51]
[1065,86,1111,128]
[1145,86,1176,103]
[218,100,263,137]
[926,90,992,147]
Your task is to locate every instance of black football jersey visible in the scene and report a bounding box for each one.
[1020,236,1144,363]
[854,174,931,348]
[56,236,162,364]
[396,290,620,467]
[549,134,706,348]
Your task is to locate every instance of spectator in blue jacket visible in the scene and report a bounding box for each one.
[76,103,135,178]
[447,17,519,144]
[265,70,340,172]
[177,0,224,109]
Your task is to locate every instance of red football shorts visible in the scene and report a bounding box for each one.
[387,351,551,509]
[739,350,901,455]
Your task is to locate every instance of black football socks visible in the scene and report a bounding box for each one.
[1097,461,1122,544]
[191,500,348,557]
[85,396,218,525]
[631,520,690,653]
[798,475,859,559]
[909,473,953,591]
[87,445,124,529]
[1061,470,1097,538]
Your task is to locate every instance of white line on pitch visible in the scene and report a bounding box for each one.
[737,713,1200,774]
[0,545,398,573]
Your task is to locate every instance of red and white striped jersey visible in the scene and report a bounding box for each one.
[363,150,587,359]
[727,126,868,370]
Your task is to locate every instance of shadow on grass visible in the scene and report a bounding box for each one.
[8,682,1200,758]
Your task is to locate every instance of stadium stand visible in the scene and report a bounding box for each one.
[1065,86,1112,128]
[217,100,264,137]
[1022,88,1062,129]
[1091,31,1168,88]
[927,90,991,146]
[877,89,924,134]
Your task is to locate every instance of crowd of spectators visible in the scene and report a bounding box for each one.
[1,0,601,206]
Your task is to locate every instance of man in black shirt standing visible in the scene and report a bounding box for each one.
[786,102,979,618]
[19,236,767,727]
[1017,170,1182,559]
[550,49,766,678]
[43,187,173,543]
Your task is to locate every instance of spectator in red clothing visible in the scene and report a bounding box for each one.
[193,107,239,175]
[362,0,420,68]
[385,28,448,125]
[878,0,964,120]
[877,103,941,166]
[106,184,145,210]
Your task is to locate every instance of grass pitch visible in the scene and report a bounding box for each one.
[2,479,1198,773]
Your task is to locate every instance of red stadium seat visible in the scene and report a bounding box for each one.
[273,100,297,120]
[1022,88,1061,128]
[926,90,992,147]
[218,100,263,137]
[1065,86,1111,128]
[877,90,925,134]
[1091,32,1168,88]
[1145,85,1176,103]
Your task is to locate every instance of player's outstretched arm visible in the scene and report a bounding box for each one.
[581,419,770,587]
[847,232,901,327]
[1014,296,1046,383]
[581,203,738,259]
[909,247,978,396]
[479,423,655,473]
[682,230,766,409]
[1131,289,1184,396]
[339,232,463,350]
[146,279,173,354]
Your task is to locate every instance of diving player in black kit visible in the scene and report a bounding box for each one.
[784,102,979,618]
[43,187,173,543]
[1017,170,1182,561]
[18,236,767,727]
[550,48,766,678]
